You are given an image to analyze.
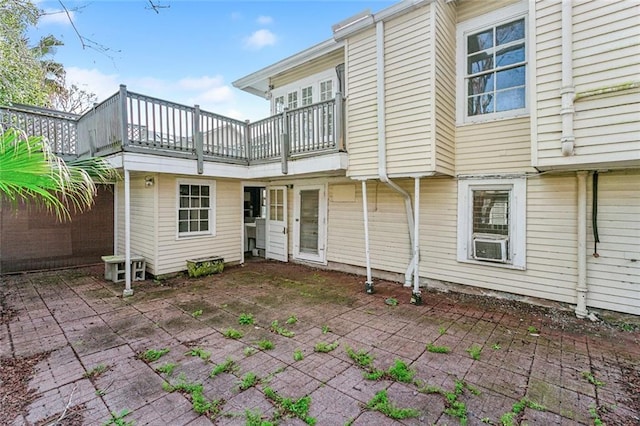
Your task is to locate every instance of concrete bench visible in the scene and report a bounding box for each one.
[101,254,146,283]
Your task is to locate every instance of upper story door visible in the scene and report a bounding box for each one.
[266,186,288,262]
[293,184,327,264]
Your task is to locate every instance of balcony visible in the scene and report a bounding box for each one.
[1,85,346,171]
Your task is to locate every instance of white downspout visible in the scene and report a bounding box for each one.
[575,171,588,318]
[560,0,575,156]
[123,168,133,297]
[376,20,416,287]
[362,180,374,293]
[411,177,422,304]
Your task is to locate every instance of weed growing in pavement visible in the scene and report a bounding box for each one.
[238,313,254,325]
[238,372,259,390]
[527,325,539,334]
[387,359,415,383]
[104,409,134,426]
[499,397,546,426]
[257,339,275,350]
[138,348,170,363]
[210,358,237,377]
[185,347,211,361]
[263,387,316,425]
[314,341,339,353]
[245,409,276,426]
[345,345,374,369]
[426,342,451,354]
[364,369,385,380]
[223,328,244,339]
[492,343,501,350]
[191,309,203,318]
[286,315,298,325]
[95,389,106,396]
[155,362,176,376]
[366,390,419,420]
[321,325,331,334]
[163,375,223,417]
[244,346,258,356]
[466,344,482,360]
[438,326,447,335]
[84,363,109,379]
[588,404,604,426]
[293,349,304,361]
[270,320,295,337]
[581,371,604,387]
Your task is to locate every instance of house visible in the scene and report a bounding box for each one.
[1,0,638,316]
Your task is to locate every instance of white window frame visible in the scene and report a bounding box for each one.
[301,86,313,106]
[176,179,216,239]
[270,69,336,114]
[456,2,529,125]
[320,79,333,102]
[457,177,526,270]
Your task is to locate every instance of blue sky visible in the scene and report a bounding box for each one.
[31,0,394,120]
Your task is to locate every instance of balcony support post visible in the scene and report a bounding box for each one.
[244,119,251,164]
[194,104,203,174]
[335,92,345,151]
[281,108,289,175]
[119,84,128,147]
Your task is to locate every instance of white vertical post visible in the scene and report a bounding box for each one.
[575,171,588,317]
[413,177,420,295]
[123,168,133,297]
[362,180,373,293]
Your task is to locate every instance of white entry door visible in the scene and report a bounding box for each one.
[266,186,288,262]
[293,184,327,263]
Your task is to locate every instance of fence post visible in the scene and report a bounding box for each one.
[194,105,203,174]
[119,85,128,147]
[335,92,345,152]
[244,119,251,164]
[281,108,289,175]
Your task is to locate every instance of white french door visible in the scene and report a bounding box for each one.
[293,184,327,263]
[266,186,288,262]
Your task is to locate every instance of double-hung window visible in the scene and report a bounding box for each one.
[178,181,215,237]
[457,178,526,269]
[457,3,528,123]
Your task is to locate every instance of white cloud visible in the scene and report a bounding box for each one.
[256,15,273,25]
[39,9,75,26]
[65,67,119,100]
[244,29,277,50]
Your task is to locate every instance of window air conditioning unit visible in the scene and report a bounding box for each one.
[473,236,508,263]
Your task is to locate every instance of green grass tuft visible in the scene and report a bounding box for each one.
[210,357,236,377]
[366,390,420,420]
[238,313,255,325]
[257,339,275,350]
[185,347,211,361]
[426,342,451,354]
[314,341,339,353]
[223,328,244,339]
[138,348,170,363]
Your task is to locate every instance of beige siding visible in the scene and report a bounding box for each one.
[155,176,242,276]
[535,0,640,167]
[384,6,433,176]
[346,28,379,178]
[586,171,640,315]
[456,117,534,174]
[433,0,456,176]
[327,181,411,274]
[115,173,158,275]
[271,49,344,89]
[457,0,521,23]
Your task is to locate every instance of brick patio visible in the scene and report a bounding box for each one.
[1,261,638,425]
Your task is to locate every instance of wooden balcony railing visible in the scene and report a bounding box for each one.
[1,85,346,171]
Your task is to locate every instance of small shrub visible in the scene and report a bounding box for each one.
[138,348,170,363]
[293,349,304,361]
[238,313,254,325]
[426,343,451,354]
[257,339,275,350]
[314,341,339,353]
[367,390,419,420]
[223,328,244,339]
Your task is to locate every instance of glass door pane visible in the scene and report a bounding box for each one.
[299,189,319,254]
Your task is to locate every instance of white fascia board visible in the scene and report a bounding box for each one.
[248,152,348,179]
[232,39,344,98]
[121,152,250,178]
[333,0,433,41]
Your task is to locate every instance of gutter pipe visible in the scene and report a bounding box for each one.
[560,0,575,156]
[362,181,374,293]
[575,171,588,318]
[376,20,417,288]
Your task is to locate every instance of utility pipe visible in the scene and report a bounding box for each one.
[560,0,575,156]
[575,171,588,318]
[375,20,416,287]
[362,180,373,293]
[411,177,422,304]
[123,168,133,297]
